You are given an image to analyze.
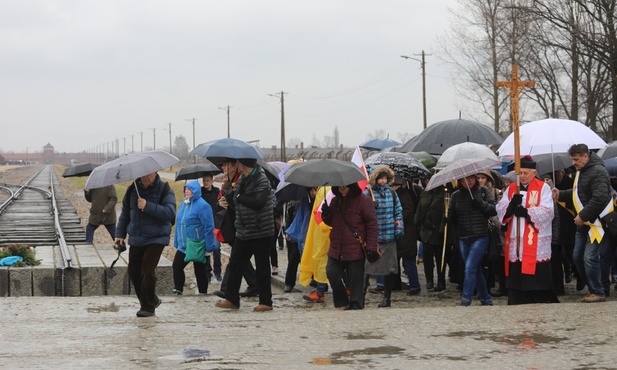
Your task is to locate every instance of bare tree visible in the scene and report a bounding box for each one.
[287,137,302,148]
[174,135,190,162]
[365,129,387,141]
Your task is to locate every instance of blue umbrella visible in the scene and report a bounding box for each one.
[359,137,402,151]
[189,138,266,160]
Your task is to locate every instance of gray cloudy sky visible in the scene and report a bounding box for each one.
[0,0,460,154]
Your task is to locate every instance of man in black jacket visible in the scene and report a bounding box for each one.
[554,144,613,302]
[215,158,275,312]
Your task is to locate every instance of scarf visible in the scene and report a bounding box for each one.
[504,178,543,276]
[572,171,613,243]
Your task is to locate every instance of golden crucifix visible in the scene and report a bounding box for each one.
[496,65,535,256]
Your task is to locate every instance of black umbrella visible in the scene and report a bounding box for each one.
[284,159,366,187]
[274,182,308,203]
[365,152,430,180]
[175,163,221,181]
[62,163,100,178]
[398,118,503,155]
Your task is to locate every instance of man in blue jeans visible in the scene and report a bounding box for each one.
[554,144,613,303]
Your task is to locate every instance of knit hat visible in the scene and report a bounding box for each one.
[238,158,257,167]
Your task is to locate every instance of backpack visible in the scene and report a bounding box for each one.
[124,181,175,226]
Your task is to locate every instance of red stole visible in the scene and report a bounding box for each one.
[504,178,544,276]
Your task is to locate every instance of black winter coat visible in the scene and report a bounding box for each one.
[558,153,612,227]
[395,187,418,259]
[449,185,496,239]
[234,166,275,241]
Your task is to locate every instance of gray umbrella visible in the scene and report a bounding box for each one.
[62,162,100,178]
[533,152,572,177]
[284,159,366,187]
[175,163,221,181]
[398,118,503,155]
[598,141,617,160]
[85,150,179,189]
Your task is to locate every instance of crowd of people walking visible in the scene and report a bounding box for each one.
[86,142,617,317]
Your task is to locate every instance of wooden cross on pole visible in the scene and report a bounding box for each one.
[496,65,535,256]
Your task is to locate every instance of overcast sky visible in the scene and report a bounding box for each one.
[0,0,461,154]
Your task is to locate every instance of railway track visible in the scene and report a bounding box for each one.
[0,165,86,267]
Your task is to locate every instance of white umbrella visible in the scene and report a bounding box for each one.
[435,142,498,170]
[85,150,179,189]
[497,118,607,156]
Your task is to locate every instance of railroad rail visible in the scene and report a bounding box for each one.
[0,165,86,268]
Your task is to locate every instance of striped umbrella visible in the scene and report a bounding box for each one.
[426,157,502,191]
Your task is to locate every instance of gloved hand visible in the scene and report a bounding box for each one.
[373,200,380,209]
[471,198,483,209]
[442,216,448,225]
[514,206,529,218]
[366,249,381,263]
[218,196,229,209]
[321,201,330,216]
[395,233,404,242]
[509,194,523,209]
[505,194,523,218]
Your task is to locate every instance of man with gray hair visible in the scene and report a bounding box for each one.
[553,144,613,303]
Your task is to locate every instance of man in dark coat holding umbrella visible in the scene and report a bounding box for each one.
[215,158,275,312]
[115,172,176,317]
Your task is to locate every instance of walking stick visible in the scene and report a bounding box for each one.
[440,190,451,272]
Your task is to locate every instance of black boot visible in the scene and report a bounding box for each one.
[426,278,434,291]
[378,290,391,307]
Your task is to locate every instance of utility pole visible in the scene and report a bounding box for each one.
[168,122,172,156]
[401,50,430,129]
[140,132,143,152]
[218,105,231,138]
[186,118,197,164]
[150,128,156,150]
[131,134,134,153]
[269,91,287,161]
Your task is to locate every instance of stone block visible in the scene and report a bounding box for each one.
[156,254,173,296]
[54,245,81,296]
[32,246,56,296]
[75,245,106,296]
[96,244,130,295]
[9,267,32,296]
[0,267,8,297]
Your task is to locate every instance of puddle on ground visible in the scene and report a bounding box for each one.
[437,330,566,349]
[182,348,211,358]
[159,348,211,361]
[346,332,385,340]
[311,346,405,365]
[87,303,119,313]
